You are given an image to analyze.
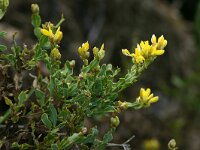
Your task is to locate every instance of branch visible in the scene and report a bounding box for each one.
[107,135,135,150]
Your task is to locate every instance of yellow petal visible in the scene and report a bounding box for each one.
[134,47,141,55]
[134,54,145,63]
[40,29,51,36]
[153,50,165,55]
[55,29,63,42]
[78,47,84,55]
[148,93,154,99]
[122,49,131,56]
[162,40,167,48]
[149,96,159,103]
[82,41,89,51]
[48,26,53,37]
[140,88,145,99]
[140,41,145,49]
[151,34,157,44]
[158,35,164,43]
[145,88,151,97]
[100,43,104,51]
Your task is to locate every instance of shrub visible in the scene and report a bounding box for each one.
[0,3,172,150]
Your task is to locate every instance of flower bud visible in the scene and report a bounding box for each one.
[98,49,105,60]
[93,47,99,58]
[168,139,178,150]
[78,74,83,80]
[0,0,9,11]
[143,139,160,150]
[69,60,76,68]
[50,48,61,60]
[110,116,120,128]
[31,4,39,14]
[79,127,87,135]
[118,100,129,110]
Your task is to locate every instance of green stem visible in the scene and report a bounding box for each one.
[55,14,65,28]
[0,108,11,124]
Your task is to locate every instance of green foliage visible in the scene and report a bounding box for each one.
[0,3,167,150]
[0,0,9,20]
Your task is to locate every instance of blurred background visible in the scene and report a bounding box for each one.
[1,0,200,149]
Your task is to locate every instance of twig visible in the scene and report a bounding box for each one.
[107,135,135,150]
[55,14,65,28]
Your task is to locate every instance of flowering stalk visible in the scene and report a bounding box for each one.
[114,35,167,93]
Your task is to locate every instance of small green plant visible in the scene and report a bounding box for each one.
[0,3,168,150]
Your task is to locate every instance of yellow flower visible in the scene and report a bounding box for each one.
[41,26,63,43]
[54,27,63,43]
[93,44,105,60]
[136,88,159,108]
[151,34,166,55]
[150,45,165,56]
[133,46,145,63]
[78,41,90,60]
[41,26,53,38]
[139,41,152,57]
[143,139,160,150]
[157,35,167,49]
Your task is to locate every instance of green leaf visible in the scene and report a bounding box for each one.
[48,78,55,96]
[0,31,6,38]
[41,113,52,129]
[98,64,107,76]
[35,89,45,106]
[83,127,98,144]
[5,54,16,66]
[81,59,99,73]
[4,96,13,107]
[51,144,58,150]
[11,142,33,149]
[103,130,113,143]
[0,0,9,20]
[50,128,59,134]
[60,133,83,149]
[0,9,4,20]
[34,27,42,39]
[0,45,6,52]
[49,104,57,126]
[31,13,41,28]
[0,140,4,149]
[39,35,50,49]
[18,90,28,105]
[93,140,106,150]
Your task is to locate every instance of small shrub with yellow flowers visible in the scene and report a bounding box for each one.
[0,2,172,150]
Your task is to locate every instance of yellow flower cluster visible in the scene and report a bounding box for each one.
[122,35,167,63]
[78,41,90,60]
[41,25,63,44]
[136,88,159,108]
